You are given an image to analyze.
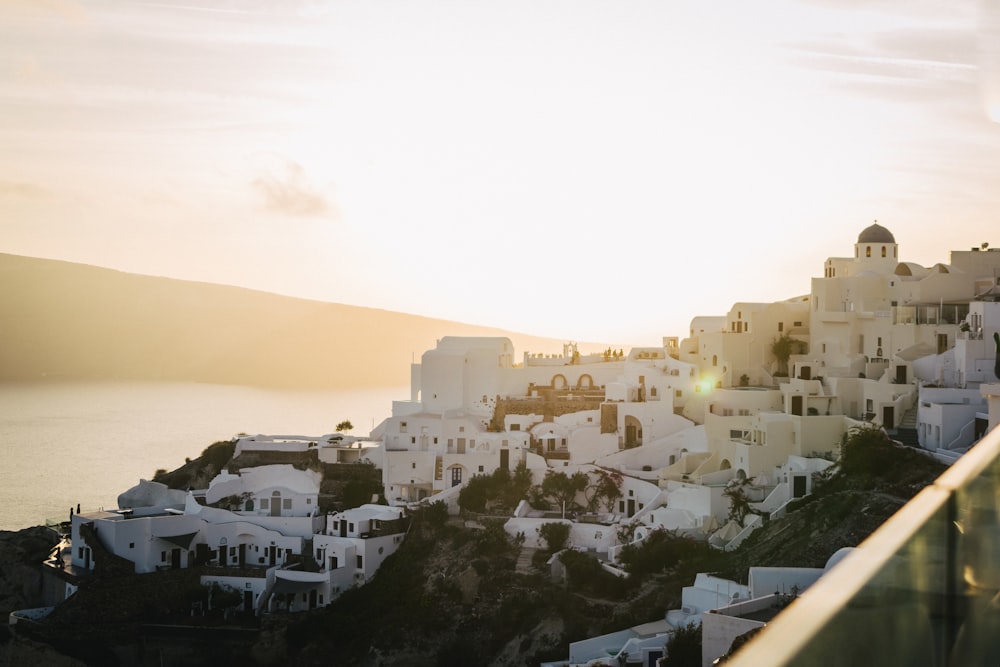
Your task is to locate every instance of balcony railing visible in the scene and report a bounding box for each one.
[727,424,1000,666]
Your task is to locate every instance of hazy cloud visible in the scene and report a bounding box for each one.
[0,180,49,198]
[6,0,89,21]
[251,161,335,219]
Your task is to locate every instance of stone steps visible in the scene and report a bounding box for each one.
[515,546,537,575]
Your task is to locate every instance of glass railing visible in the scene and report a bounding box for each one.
[726,424,1000,667]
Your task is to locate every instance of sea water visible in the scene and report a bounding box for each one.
[0,381,404,531]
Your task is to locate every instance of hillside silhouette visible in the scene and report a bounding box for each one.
[0,254,583,389]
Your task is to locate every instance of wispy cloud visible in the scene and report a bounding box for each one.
[251,161,335,219]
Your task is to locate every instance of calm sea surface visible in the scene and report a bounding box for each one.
[0,381,406,531]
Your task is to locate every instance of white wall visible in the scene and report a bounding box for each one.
[701,596,776,667]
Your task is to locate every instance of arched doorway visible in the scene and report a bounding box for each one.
[624,415,643,448]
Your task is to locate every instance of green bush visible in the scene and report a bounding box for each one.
[458,463,534,514]
[538,521,571,552]
[201,440,236,472]
[341,477,383,509]
[664,622,702,666]
[559,549,629,600]
[618,529,707,577]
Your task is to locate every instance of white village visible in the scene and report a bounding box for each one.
[15,223,1000,666]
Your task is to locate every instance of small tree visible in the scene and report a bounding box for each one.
[538,521,571,552]
[771,334,795,377]
[458,473,492,513]
[584,469,624,513]
[541,471,589,514]
[723,480,757,527]
[336,420,354,433]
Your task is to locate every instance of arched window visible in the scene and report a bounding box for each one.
[866,246,872,258]
[712,355,718,366]
[881,246,886,257]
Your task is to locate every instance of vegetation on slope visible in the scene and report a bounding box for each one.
[152,440,236,491]
[721,424,946,580]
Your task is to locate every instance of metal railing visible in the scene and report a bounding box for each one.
[726,424,1000,666]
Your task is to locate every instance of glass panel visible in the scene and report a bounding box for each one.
[728,428,1000,667]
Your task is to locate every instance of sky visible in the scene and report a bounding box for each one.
[3,0,1000,346]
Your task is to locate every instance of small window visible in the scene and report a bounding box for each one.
[306,498,312,505]
[511,424,520,431]
[400,421,407,432]
[459,426,465,433]
[778,322,784,332]
[161,551,166,562]
[411,436,416,444]
[793,321,802,327]
[433,437,438,444]
[412,462,416,469]
[129,542,135,549]
[675,390,682,397]
[866,246,872,257]
[881,246,886,257]
[283,498,292,510]
[478,465,484,472]
[356,555,363,569]
[261,499,269,509]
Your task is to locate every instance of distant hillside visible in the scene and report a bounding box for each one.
[0,254,580,389]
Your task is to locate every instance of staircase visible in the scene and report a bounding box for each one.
[515,546,538,575]
[893,407,920,449]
